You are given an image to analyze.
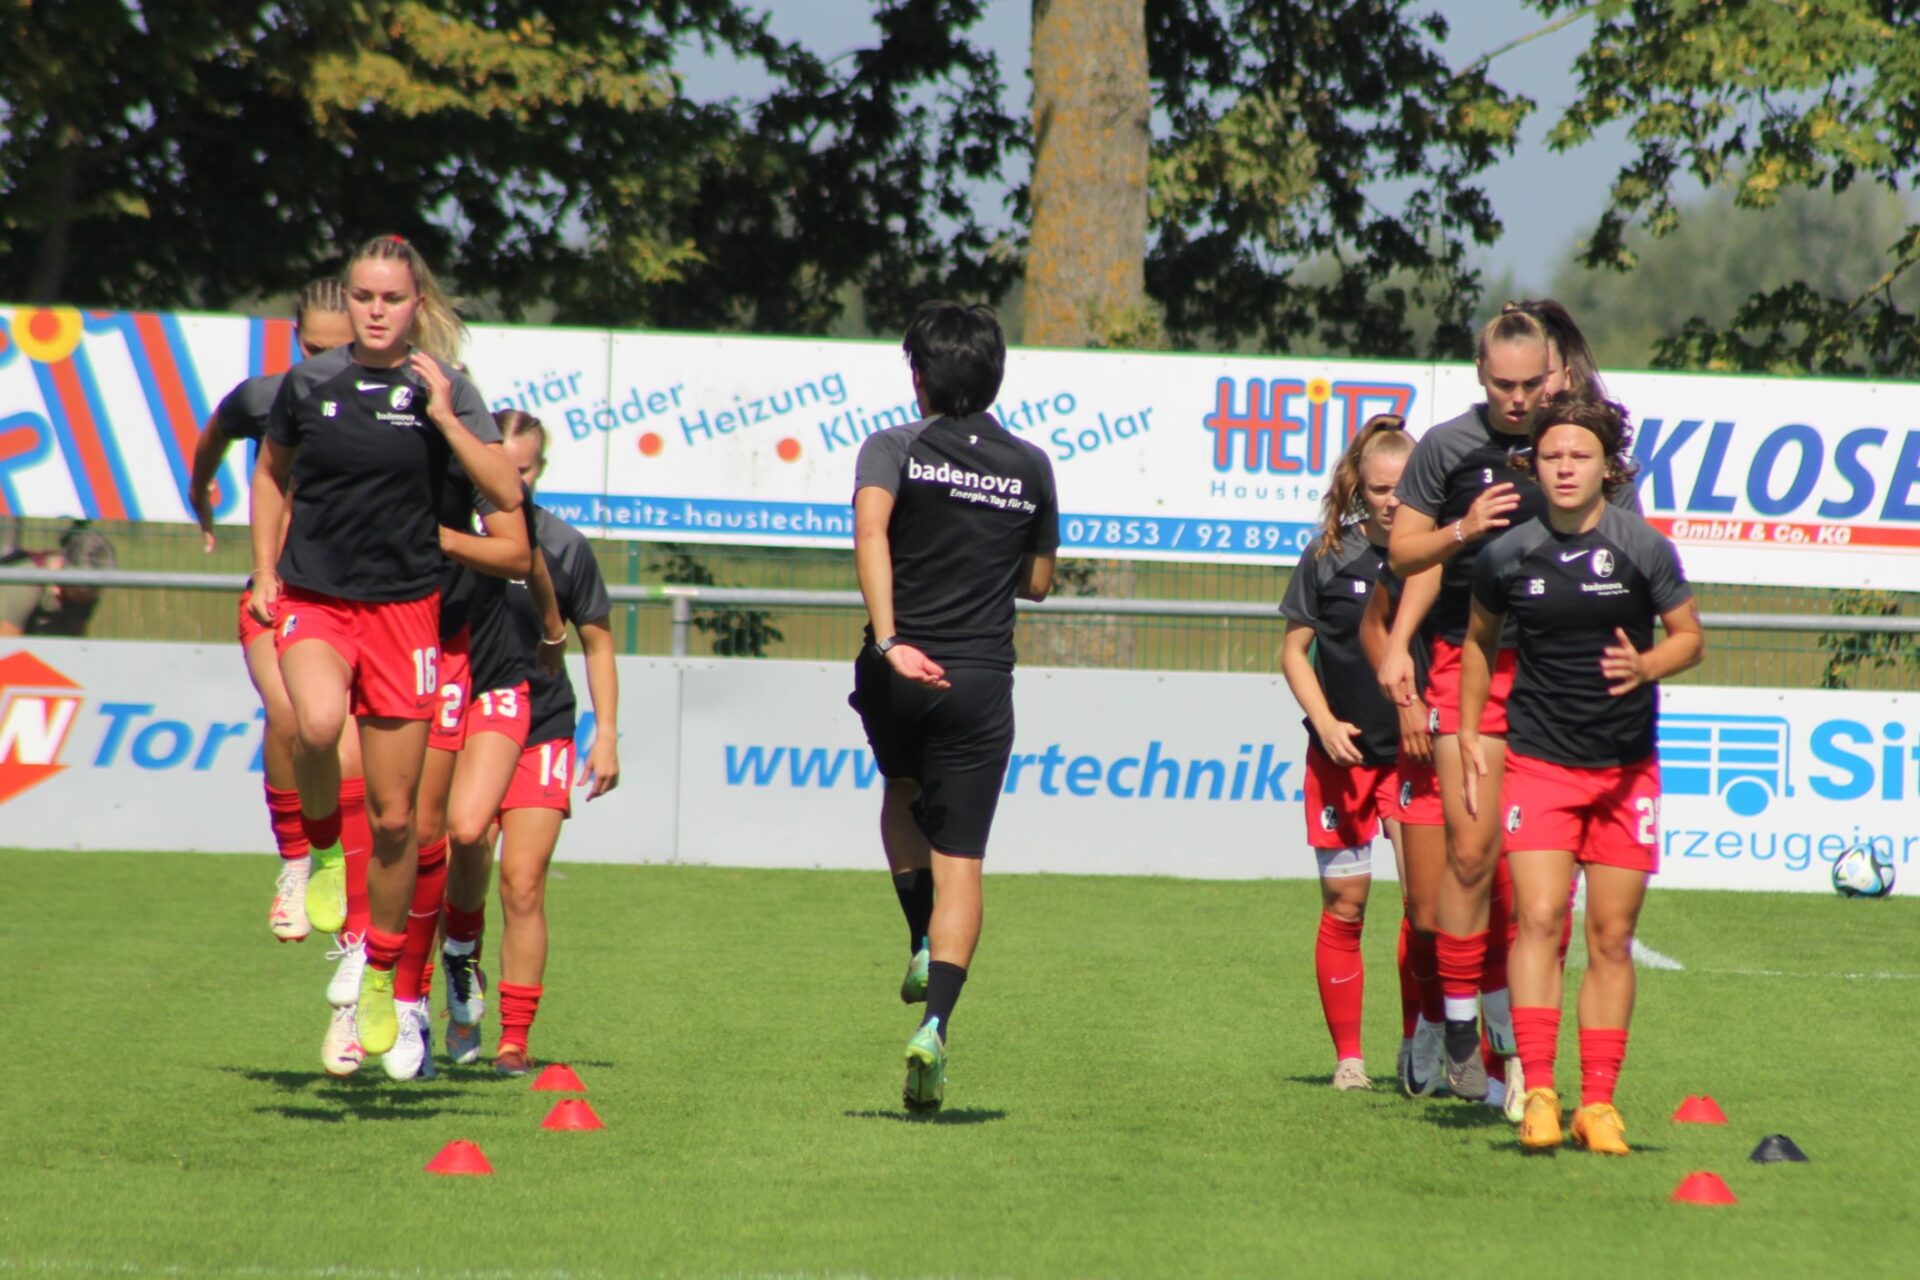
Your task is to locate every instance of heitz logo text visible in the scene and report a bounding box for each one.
[1204,377,1415,477]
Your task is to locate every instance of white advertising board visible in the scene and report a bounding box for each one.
[6,303,1920,587]
[7,640,1909,894]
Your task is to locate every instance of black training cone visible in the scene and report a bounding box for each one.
[1749,1134,1809,1164]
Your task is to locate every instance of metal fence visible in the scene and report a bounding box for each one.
[6,516,1920,690]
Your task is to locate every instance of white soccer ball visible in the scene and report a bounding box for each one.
[1831,844,1897,898]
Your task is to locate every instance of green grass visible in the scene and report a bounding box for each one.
[4,849,1917,1279]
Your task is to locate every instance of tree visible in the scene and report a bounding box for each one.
[1550,184,1920,371]
[1026,0,1152,349]
[1539,0,1920,376]
[0,2,1021,333]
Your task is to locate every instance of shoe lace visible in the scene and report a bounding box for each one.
[274,860,307,895]
[324,932,365,963]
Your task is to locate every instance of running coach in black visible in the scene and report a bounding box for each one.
[849,301,1059,1112]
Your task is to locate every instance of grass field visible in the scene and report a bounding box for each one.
[4,848,1917,1279]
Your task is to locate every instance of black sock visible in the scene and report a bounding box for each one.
[1443,1018,1480,1061]
[922,961,967,1038]
[891,869,933,954]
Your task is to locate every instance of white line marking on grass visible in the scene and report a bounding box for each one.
[1631,939,1686,971]
[1690,967,1920,981]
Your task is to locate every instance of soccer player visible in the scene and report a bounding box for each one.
[1458,393,1701,1154]
[249,234,525,1058]
[481,410,621,1075]
[850,301,1058,1112]
[191,281,372,1073]
[1378,300,1623,1109]
[1278,415,1416,1091]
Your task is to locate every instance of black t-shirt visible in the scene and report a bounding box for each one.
[461,493,542,694]
[852,413,1060,671]
[513,509,614,748]
[1279,527,1400,765]
[1396,405,1640,645]
[1471,504,1693,767]
[1375,560,1434,709]
[213,372,284,442]
[267,346,499,602]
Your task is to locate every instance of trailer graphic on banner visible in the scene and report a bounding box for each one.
[6,303,1920,587]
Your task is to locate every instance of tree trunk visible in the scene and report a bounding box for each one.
[1026,0,1149,350]
[26,148,77,303]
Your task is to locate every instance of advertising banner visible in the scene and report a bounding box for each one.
[4,303,1920,587]
[6,641,1909,894]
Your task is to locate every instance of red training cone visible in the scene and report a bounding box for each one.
[424,1140,493,1176]
[1673,1095,1728,1124]
[531,1063,586,1093]
[542,1099,604,1131]
[1671,1171,1738,1205]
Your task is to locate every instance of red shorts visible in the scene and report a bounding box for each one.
[467,681,532,748]
[1426,639,1517,736]
[275,586,440,720]
[237,587,275,649]
[1302,744,1401,849]
[1394,758,1443,826]
[428,630,472,752]
[499,736,574,818]
[1500,750,1661,874]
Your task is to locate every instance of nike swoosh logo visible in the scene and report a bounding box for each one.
[1329,973,1360,985]
[1559,550,1589,562]
[356,380,386,391]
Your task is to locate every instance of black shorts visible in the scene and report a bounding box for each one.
[849,647,1014,859]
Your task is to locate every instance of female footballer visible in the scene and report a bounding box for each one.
[1459,393,1701,1154]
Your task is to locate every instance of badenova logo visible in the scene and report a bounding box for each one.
[0,651,82,805]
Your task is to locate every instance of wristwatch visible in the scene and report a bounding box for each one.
[874,635,902,655]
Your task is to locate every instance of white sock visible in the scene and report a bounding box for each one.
[443,937,476,958]
[1444,995,1479,1023]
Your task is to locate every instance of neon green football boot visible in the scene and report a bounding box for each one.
[903,1019,946,1112]
[900,943,930,1004]
[357,965,399,1056]
[304,844,347,935]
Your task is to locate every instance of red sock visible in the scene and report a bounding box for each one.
[1434,930,1487,1020]
[1395,917,1419,1039]
[1482,857,1513,993]
[302,806,342,853]
[444,903,487,946]
[265,783,308,860]
[498,982,543,1053]
[1513,1006,1561,1095]
[365,927,406,971]
[1579,1027,1629,1107]
[339,778,371,939]
[394,838,448,1002]
[1314,912,1365,1061]
[1408,929,1444,1023]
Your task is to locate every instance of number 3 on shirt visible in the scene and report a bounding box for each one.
[413,646,439,699]
[477,687,520,719]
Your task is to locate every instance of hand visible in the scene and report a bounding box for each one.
[1315,719,1366,767]
[408,351,456,433]
[192,483,218,552]
[1459,731,1489,819]
[1461,482,1521,541]
[584,735,620,800]
[537,634,565,676]
[1376,643,1417,707]
[248,569,280,626]
[1397,697,1433,765]
[885,642,949,689]
[1601,627,1650,695]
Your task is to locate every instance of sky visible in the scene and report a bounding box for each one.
[678,0,1639,291]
